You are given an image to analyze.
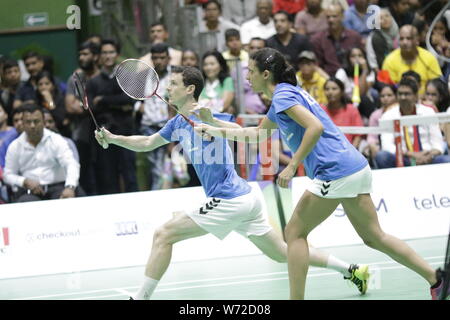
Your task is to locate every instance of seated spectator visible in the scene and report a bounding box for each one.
[375,78,450,168]
[240,0,276,46]
[296,51,328,105]
[0,59,24,123]
[343,0,373,39]
[199,50,235,114]
[11,107,24,135]
[364,84,398,167]
[222,29,249,72]
[335,47,377,121]
[181,49,200,69]
[322,0,348,11]
[266,10,313,69]
[13,51,45,108]
[221,0,257,26]
[423,78,450,114]
[198,0,240,52]
[140,22,182,68]
[430,17,450,61]
[0,103,18,169]
[387,0,414,28]
[322,77,364,149]
[311,3,363,76]
[42,109,79,162]
[294,0,328,38]
[366,8,399,72]
[382,25,442,95]
[35,71,70,137]
[3,103,82,202]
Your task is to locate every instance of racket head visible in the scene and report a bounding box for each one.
[114,59,160,100]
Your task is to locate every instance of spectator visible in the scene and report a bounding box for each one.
[198,0,240,52]
[221,0,257,26]
[296,51,328,105]
[42,109,79,162]
[266,10,313,69]
[430,17,450,60]
[86,34,103,47]
[135,43,171,191]
[199,50,235,114]
[423,78,450,114]
[335,47,377,121]
[311,3,363,76]
[65,41,100,195]
[11,107,23,135]
[1,59,24,123]
[375,78,450,168]
[87,39,138,195]
[366,8,399,72]
[240,0,276,46]
[0,103,18,169]
[388,0,414,28]
[343,0,373,39]
[322,77,364,149]
[140,22,182,68]
[181,49,200,68]
[13,52,45,108]
[35,71,70,137]
[3,103,82,202]
[294,0,328,38]
[222,29,249,72]
[412,18,429,49]
[382,25,442,95]
[364,84,398,167]
[322,0,349,11]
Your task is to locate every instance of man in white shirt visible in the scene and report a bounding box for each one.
[4,103,81,202]
[375,78,450,168]
[240,0,275,47]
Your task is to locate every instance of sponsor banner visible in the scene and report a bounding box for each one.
[290,163,450,248]
[0,183,271,279]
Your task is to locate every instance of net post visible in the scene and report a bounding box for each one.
[394,119,404,167]
[236,116,247,179]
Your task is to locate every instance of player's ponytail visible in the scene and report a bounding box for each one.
[250,48,297,86]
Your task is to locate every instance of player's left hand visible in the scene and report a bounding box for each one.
[194,123,220,138]
[60,187,76,199]
[190,104,214,124]
[277,165,296,188]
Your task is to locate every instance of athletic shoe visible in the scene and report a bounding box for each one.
[344,264,370,295]
[431,280,450,300]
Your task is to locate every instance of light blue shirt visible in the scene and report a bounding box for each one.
[343,5,372,37]
[159,113,251,199]
[267,83,368,181]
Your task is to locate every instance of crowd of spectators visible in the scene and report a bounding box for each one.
[1,0,450,204]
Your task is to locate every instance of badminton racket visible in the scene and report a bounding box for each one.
[114,59,196,127]
[72,72,108,149]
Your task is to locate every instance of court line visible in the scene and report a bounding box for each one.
[13,257,443,300]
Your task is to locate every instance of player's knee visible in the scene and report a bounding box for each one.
[153,226,172,246]
[284,223,307,244]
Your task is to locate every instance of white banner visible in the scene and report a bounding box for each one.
[291,163,450,247]
[0,183,269,280]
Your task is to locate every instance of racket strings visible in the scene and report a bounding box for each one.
[115,60,159,100]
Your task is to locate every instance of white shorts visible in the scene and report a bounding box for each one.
[186,188,272,240]
[307,165,373,199]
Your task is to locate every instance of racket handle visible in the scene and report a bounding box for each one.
[96,127,109,149]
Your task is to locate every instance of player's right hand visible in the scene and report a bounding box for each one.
[95,127,110,149]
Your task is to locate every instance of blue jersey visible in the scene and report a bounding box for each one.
[159,113,251,199]
[267,83,368,180]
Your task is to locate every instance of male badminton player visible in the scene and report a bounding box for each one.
[195,48,447,300]
[95,66,369,300]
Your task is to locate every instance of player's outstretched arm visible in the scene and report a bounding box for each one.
[95,127,168,152]
[194,116,278,143]
[190,105,242,129]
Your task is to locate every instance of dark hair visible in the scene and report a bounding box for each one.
[274,10,292,22]
[21,103,44,117]
[249,37,266,46]
[401,70,421,86]
[181,49,200,67]
[324,77,349,105]
[379,83,397,95]
[344,47,371,78]
[398,77,419,95]
[225,28,240,42]
[22,51,43,62]
[150,42,170,55]
[426,78,450,112]
[172,66,204,100]
[250,47,297,86]
[2,59,19,73]
[202,0,222,12]
[79,41,100,55]
[101,39,121,54]
[35,71,61,106]
[150,22,167,30]
[11,105,24,118]
[201,50,230,85]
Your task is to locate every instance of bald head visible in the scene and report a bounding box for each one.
[399,25,419,53]
[326,4,344,30]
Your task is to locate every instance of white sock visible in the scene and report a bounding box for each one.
[326,255,351,278]
[134,276,159,300]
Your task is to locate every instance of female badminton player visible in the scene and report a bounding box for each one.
[95,66,369,300]
[195,48,444,300]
